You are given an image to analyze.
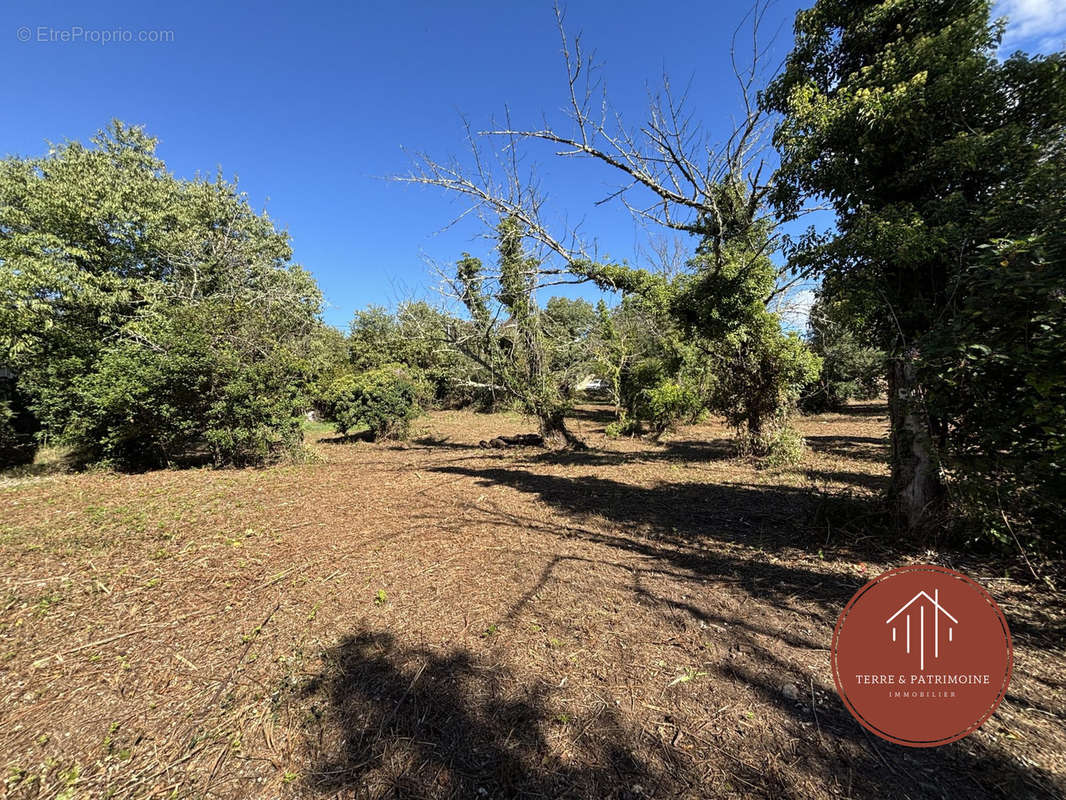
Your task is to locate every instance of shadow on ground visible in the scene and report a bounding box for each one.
[297,631,684,798]
[297,623,1060,799]
[805,434,889,464]
[294,401,1060,799]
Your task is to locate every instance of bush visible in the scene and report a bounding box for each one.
[204,353,307,468]
[618,359,664,424]
[0,376,38,468]
[615,357,705,437]
[1,123,326,471]
[764,425,806,468]
[923,236,1066,549]
[711,313,822,454]
[644,380,701,437]
[63,307,311,469]
[325,365,430,441]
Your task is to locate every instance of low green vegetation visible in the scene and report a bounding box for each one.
[323,365,430,441]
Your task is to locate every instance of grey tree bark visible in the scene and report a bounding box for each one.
[888,353,944,529]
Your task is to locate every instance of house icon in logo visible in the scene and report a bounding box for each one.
[885,590,958,670]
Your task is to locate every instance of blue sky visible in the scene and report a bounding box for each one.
[2,1,1063,329]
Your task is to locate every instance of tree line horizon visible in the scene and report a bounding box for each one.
[1,0,1062,555]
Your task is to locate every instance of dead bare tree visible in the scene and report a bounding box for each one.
[397,1,817,305]
[396,2,832,453]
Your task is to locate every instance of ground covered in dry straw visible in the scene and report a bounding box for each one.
[1,402,1063,799]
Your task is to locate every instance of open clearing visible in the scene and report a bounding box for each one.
[1,403,1063,799]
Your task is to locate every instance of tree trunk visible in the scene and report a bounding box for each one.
[746,409,766,456]
[538,410,587,450]
[888,354,943,529]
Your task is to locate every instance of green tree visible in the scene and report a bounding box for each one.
[574,186,820,453]
[349,306,405,372]
[395,301,484,407]
[589,296,710,438]
[0,371,37,468]
[348,302,486,406]
[764,0,1065,530]
[303,322,353,417]
[800,294,885,413]
[449,217,585,447]
[921,119,1066,544]
[0,121,323,468]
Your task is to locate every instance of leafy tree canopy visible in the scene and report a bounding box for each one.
[0,121,325,467]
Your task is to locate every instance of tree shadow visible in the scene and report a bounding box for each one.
[292,563,1062,799]
[805,468,888,493]
[450,501,1062,797]
[566,404,618,425]
[805,435,888,463]
[411,435,486,451]
[832,403,890,418]
[526,437,736,468]
[428,463,833,553]
[294,630,720,798]
[424,462,1064,659]
[631,579,1062,798]
[318,430,377,445]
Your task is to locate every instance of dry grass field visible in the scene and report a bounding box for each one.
[1,402,1063,799]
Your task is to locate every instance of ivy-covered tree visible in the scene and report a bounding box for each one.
[0,121,324,468]
[764,0,1065,531]
[574,186,820,454]
[446,216,585,447]
[402,5,817,453]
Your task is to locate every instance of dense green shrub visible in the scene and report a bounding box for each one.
[924,235,1066,548]
[0,401,36,468]
[348,302,486,410]
[0,122,325,470]
[325,365,430,440]
[764,425,807,468]
[303,324,353,419]
[60,301,313,469]
[710,313,822,454]
[617,359,664,429]
[0,375,38,468]
[614,359,702,437]
[643,380,702,437]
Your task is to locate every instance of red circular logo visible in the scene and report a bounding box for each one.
[831,564,1012,747]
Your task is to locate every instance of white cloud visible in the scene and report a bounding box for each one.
[995,0,1066,53]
